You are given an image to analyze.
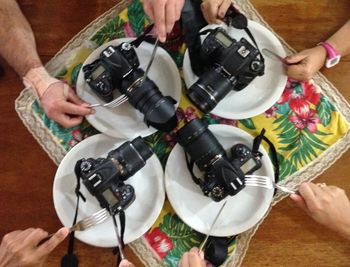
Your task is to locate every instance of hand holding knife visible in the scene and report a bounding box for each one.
[199,201,227,253]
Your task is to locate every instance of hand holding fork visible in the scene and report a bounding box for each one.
[245,174,297,194]
[39,208,109,245]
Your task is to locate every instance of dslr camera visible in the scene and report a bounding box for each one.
[187,27,265,113]
[177,119,262,202]
[83,42,178,132]
[75,137,153,215]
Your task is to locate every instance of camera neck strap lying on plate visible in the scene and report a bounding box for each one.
[112,211,126,266]
[61,160,126,267]
[61,160,87,267]
[225,5,264,64]
[252,128,279,184]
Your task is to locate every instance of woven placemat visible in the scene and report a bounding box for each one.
[15,0,350,266]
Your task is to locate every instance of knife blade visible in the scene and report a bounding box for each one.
[262,48,285,63]
[199,200,227,253]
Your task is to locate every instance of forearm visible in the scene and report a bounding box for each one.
[0,0,42,76]
[327,20,350,57]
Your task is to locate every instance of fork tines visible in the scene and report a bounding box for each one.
[106,94,129,108]
[89,94,129,108]
[72,208,109,232]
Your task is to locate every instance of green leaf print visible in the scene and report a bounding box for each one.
[70,63,82,86]
[275,152,297,179]
[239,118,256,130]
[55,67,68,79]
[160,214,203,263]
[127,0,146,36]
[273,114,331,167]
[90,16,125,45]
[144,132,171,167]
[316,95,336,126]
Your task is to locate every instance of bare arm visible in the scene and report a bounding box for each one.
[0,0,42,76]
[327,20,350,57]
[285,19,350,81]
[0,0,93,128]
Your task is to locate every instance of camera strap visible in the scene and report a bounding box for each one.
[129,24,156,48]
[184,152,204,187]
[224,5,265,65]
[112,211,126,266]
[252,128,280,184]
[61,160,87,267]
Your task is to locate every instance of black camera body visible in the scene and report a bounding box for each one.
[84,43,138,102]
[83,42,178,132]
[75,137,153,215]
[187,27,265,113]
[177,119,262,202]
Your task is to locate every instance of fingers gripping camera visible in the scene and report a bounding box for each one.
[75,137,153,215]
[83,42,178,132]
[177,119,263,202]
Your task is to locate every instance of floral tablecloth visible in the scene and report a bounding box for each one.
[15,0,350,266]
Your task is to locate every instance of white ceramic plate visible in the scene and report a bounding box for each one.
[53,134,165,247]
[165,125,274,236]
[76,38,182,138]
[183,21,288,119]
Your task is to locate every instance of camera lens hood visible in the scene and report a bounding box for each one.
[145,96,178,132]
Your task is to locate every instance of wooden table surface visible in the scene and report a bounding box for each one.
[0,1,349,266]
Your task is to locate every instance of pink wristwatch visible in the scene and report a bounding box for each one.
[318,42,341,68]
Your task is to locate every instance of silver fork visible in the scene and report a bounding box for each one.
[89,94,128,108]
[245,175,296,194]
[69,208,109,232]
[39,208,109,244]
[140,38,159,86]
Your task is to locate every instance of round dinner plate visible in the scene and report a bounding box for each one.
[53,134,165,247]
[183,21,288,119]
[165,125,274,236]
[76,38,182,138]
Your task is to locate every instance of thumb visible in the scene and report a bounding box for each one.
[290,193,309,213]
[36,227,69,256]
[284,53,307,64]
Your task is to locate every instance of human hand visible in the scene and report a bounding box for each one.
[290,182,350,240]
[40,82,94,128]
[119,259,135,267]
[143,0,185,42]
[178,247,206,267]
[200,0,232,24]
[0,227,69,267]
[284,46,327,81]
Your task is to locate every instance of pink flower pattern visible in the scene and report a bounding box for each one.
[289,109,321,133]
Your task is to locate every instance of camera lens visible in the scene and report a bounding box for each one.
[131,136,153,161]
[176,119,225,170]
[120,69,177,132]
[108,137,153,180]
[187,66,235,113]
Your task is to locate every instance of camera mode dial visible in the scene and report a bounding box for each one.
[250,60,263,72]
[80,161,92,172]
